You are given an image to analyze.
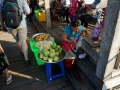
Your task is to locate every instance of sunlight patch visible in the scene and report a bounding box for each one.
[8,70,41,81]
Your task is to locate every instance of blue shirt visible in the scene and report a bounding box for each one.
[92,0,101,9]
[0,0,30,28]
[64,25,84,39]
[91,0,103,20]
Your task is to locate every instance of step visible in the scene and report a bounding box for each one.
[66,65,97,90]
[75,57,103,90]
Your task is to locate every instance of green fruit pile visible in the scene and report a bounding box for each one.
[39,45,62,62]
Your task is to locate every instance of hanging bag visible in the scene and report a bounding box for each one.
[92,21,101,40]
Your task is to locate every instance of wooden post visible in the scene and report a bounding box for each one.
[96,0,120,81]
[114,51,120,69]
[44,0,51,28]
[102,75,120,90]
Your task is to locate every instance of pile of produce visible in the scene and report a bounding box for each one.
[35,41,53,50]
[39,45,63,62]
[34,33,49,41]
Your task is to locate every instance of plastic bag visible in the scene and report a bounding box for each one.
[97,0,108,9]
[76,36,83,50]
[92,21,101,40]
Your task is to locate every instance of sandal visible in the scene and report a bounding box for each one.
[6,75,12,85]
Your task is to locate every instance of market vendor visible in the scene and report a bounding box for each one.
[61,19,90,51]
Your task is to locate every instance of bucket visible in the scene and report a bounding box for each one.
[38,10,46,22]
[64,59,75,68]
[34,9,43,19]
[34,10,39,19]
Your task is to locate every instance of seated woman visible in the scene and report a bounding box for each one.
[61,19,90,52]
[61,20,90,68]
[68,0,78,21]
[79,0,104,28]
[0,44,12,85]
[68,0,87,22]
[51,0,63,18]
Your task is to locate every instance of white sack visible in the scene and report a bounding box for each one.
[98,0,108,9]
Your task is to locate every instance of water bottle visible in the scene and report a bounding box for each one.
[92,22,101,41]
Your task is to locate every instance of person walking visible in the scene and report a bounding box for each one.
[27,0,34,22]
[64,0,71,25]
[0,0,31,66]
[0,44,12,85]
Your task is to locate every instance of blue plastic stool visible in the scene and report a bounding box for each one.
[45,60,66,83]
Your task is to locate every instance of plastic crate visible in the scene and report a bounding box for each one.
[30,39,45,65]
[29,39,57,65]
[34,51,45,65]
[29,39,39,52]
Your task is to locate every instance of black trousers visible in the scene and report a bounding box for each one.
[80,15,97,28]
[64,8,69,24]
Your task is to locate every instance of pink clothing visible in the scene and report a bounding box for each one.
[62,41,75,68]
[68,1,78,15]
[61,41,75,51]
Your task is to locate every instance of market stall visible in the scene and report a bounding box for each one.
[29,33,71,83]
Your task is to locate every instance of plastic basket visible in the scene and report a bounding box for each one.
[64,59,74,68]
[34,51,45,65]
[29,39,39,52]
[30,39,44,65]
